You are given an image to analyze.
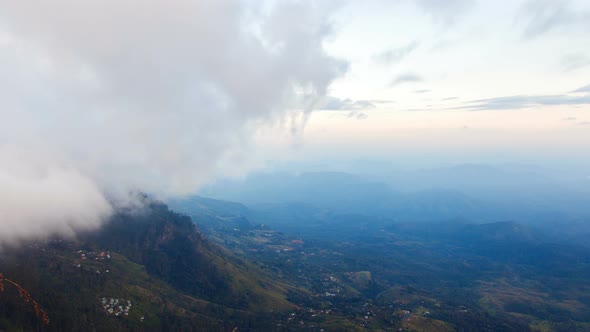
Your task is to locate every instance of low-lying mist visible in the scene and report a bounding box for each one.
[198,161,590,226]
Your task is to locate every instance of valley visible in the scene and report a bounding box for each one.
[1,195,590,331]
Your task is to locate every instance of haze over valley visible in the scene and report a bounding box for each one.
[1,0,590,331]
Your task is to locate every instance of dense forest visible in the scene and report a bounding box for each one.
[0,201,299,331]
[2,197,590,331]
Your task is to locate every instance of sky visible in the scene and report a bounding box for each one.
[273,0,590,166]
[0,0,589,244]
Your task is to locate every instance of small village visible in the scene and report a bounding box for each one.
[101,297,132,317]
[74,249,111,261]
[195,218,462,331]
[72,248,113,275]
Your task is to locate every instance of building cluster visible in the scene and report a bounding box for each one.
[315,274,342,297]
[101,297,132,317]
[75,249,111,261]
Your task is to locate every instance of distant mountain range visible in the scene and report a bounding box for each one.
[199,168,590,225]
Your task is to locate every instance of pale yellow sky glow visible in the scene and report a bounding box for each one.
[280,0,590,158]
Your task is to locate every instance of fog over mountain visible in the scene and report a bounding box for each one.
[0,0,345,243]
[3,2,590,330]
[199,162,590,226]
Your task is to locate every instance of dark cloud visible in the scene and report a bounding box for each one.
[315,97,376,111]
[373,41,419,65]
[459,94,590,111]
[572,84,590,93]
[561,53,590,72]
[348,112,368,120]
[390,73,424,86]
[518,0,590,39]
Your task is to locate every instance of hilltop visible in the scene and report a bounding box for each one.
[0,201,301,331]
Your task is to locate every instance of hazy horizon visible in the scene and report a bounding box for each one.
[1,0,589,244]
[3,2,590,330]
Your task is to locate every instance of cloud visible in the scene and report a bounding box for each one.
[442,97,459,100]
[459,94,590,111]
[315,96,376,110]
[347,112,368,120]
[414,89,431,94]
[369,99,396,104]
[390,73,424,86]
[0,0,345,244]
[562,117,577,121]
[561,53,590,72]
[518,0,590,39]
[0,145,112,246]
[579,121,590,126]
[372,41,419,65]
[415,0,474,26]
[572,84,590,93]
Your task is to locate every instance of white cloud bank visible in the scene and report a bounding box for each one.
[0,0,345,244]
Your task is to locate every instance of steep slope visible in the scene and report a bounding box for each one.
[0,201,300,331]
[85,201,297,311]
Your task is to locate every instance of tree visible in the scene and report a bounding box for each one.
[0,273,49,325]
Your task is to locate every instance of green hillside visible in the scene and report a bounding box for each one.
[0,201,301,331]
